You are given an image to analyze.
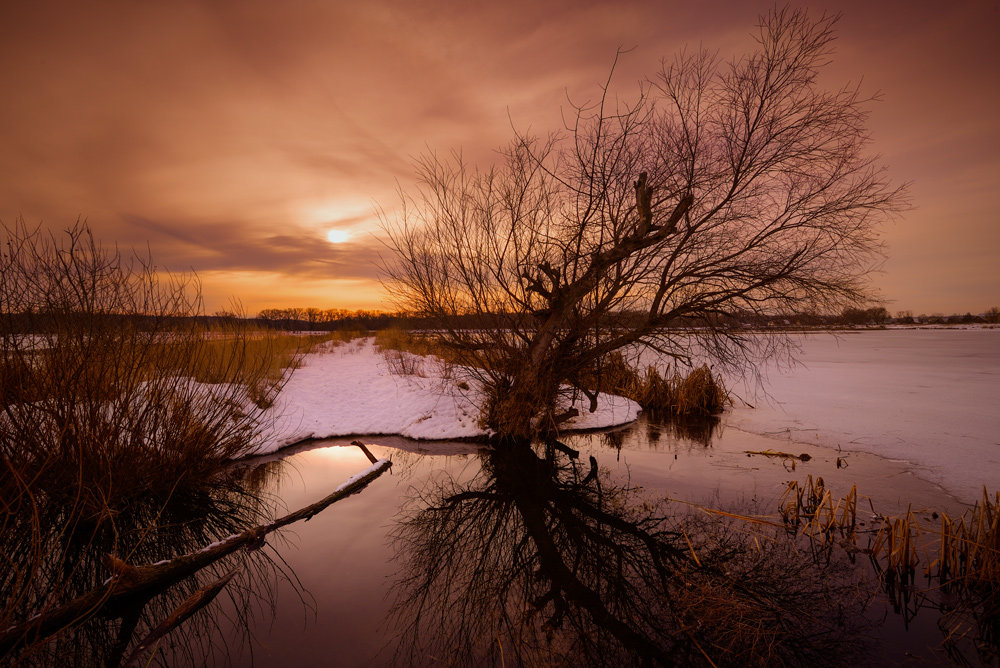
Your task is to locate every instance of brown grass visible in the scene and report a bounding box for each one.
[178,329,338,406]
[373,326,445,358]
[776,476,999,658]
[596,352,731,417]
[932,489,1000,585]
[779,476,858,548]
[374,327,455,377]
[327,328,368,345]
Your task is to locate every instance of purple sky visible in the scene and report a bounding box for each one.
[1,0,997,314]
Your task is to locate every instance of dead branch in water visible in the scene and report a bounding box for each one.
[745,449,812,471]
[0,446,391,657]
[745,449,812,461]
[123,567,241,666]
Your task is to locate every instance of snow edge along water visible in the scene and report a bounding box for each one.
[251,339,640,456]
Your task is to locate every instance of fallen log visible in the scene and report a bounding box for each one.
[0,451,391,658]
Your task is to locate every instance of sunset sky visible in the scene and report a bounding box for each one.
[1,0,997,315]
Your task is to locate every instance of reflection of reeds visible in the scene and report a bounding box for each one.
[642,412,722,448]
[934,489,999,586]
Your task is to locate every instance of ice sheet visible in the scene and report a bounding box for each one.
[726,329,1000,503]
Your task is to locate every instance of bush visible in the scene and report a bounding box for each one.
[0,221,301,644]
[0,222,291,509]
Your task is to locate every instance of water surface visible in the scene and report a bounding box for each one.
[215,416,984,666]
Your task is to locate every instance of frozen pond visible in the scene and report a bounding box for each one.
[14,328,994,664]
[728,328,1000,503]
[212,327,997,664]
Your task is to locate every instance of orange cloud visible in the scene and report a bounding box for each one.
[1,0,996,314]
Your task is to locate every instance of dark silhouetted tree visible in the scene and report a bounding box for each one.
[382,8,906,442]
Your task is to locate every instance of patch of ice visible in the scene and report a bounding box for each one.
[726,329,1000,503]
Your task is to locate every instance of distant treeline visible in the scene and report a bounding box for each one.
[249,305,1000,331]
[255,308,409,331]
[3,305,995,335]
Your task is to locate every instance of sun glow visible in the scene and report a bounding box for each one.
[326,229,350,244]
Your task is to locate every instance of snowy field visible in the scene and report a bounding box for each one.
[256,338,639,454]
[727,328,1000,503]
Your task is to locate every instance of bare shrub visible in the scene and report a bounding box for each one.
[0,220,297,648]
[381,349,426,376]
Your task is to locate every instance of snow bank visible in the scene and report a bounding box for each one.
[254,339,639,455]
[726,329,1000,503]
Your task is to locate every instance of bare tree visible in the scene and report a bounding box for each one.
[382,8,906,442]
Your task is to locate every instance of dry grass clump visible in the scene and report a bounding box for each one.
[862,490,999,661]
[327,327,367,345]
[597,352,730,417]
[181,329,334,405]
[855,488,1000,594]
[936,489,1000,586]
[779,479,1000,592]
[778,477,999,661]
[931,489,1000,662]
[373,326,446,358]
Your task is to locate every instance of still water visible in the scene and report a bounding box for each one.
[202,417,988,667]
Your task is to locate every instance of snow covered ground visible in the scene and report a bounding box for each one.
[727,328,1000,503]
[254,338,639,455]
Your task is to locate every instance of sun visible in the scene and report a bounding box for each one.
[326,229,350,244]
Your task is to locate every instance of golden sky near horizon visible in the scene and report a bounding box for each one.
[1,0,997,315]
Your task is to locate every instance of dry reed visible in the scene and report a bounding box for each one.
[933,489,999,586]
[596,352,731,417]
[779,476,858,549]
[374,327,459,377]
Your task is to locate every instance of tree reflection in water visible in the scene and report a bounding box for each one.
[3,458,295,666]
[390,442,872,666]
